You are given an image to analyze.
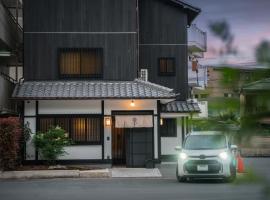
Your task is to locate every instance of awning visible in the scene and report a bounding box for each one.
[161,100,200,113]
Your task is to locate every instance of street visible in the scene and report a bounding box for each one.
[0,158,270,200]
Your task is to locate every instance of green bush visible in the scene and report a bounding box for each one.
[34,126,71,164]
[0,117,23,170]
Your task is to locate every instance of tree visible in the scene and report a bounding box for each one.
[208,20,236,55]
[34,126,71,165]
[256,40,270,65]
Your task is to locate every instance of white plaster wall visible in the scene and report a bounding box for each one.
[104,100,157,115]
[39,100,101,114]
[24,100,103,160]
[24,101,36,116]
[24,117,36,160]
[161,118,183,155]
[154,116,158,159]
[58,146,102,160]
[24,99,158,161]
[104,125,112,160]
[197,101,208,118]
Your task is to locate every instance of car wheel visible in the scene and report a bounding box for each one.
[176,165,186,182]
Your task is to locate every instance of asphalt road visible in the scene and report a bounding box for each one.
[0,158,269,200]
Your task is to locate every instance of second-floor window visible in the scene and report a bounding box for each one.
[59,48,103,78]
[159,58,175,76]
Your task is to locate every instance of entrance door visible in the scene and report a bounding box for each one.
[125,128,153,168]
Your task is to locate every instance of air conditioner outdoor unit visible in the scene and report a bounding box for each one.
[140,69,148,82]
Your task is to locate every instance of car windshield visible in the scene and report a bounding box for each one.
[184,135,227,150]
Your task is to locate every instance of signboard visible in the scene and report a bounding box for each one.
[115,115,153,128]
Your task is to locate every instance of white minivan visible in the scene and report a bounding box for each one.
[176,131,237,182]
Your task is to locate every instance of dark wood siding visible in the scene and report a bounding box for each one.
[23,0,138,81]
[24,0,137,32]
[24,34,137,80]
[139,0,189,100]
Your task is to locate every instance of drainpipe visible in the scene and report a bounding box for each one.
[136,0,140,78]
[15,0,19,82]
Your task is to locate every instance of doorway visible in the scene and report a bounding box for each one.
[111,111,154,168]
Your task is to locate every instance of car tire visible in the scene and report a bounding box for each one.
[176,165,186,182]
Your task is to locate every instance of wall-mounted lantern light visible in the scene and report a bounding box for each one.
[160,118,164,126]
[130,100,135,107]
[105,117,111,126]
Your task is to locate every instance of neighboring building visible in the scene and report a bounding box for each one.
[196,64,269,116]
[241,78,270,119]
[206,64,268,99]
[240,78,270,156]
[188,24,207,88]
[187,24,208,118]
[0,0,22,116]
[12,0,201,167]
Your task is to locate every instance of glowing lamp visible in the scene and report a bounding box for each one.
[130,100,135,107]
[105,117,111,126]
[160,118,164,126]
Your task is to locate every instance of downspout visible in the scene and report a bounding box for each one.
[136,0,140,78]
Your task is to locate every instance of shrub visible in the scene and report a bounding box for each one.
[0,117,23,170]
[33,126,71,165]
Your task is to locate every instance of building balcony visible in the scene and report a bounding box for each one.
[188,24,207,53]
[0,0,22,52]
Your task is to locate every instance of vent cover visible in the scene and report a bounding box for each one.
[140,69,148,82]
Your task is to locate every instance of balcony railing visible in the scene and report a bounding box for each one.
[0,1,22,50]
[188,24,207,53]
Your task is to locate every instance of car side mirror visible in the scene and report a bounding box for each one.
[175,146,182,151]
[230,144,238,150]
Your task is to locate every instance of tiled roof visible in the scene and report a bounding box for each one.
[161,101,200,113]
[242,78,270,93]
[12,79,176,100]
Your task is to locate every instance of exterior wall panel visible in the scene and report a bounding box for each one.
[38,100,102,114]
[161,118,183,155]
[139,0,189,100]
[23,0,138,81]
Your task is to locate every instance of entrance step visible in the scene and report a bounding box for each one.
[111,168,162,178]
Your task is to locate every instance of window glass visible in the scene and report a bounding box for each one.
[38,116,101,144]
[160,118,177,137]
[159,58,175,76]
[59,48,103,78]
[184,135,227,150]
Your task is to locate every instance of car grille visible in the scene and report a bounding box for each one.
[184,160,222,174]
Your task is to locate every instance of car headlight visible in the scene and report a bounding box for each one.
[179,152,188,160]
[219,152,229,160]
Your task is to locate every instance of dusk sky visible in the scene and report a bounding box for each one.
[185,0,270,66]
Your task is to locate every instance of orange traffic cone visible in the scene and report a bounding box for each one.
[237,154,245,173]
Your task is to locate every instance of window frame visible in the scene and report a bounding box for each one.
[58,48,103,79]
[158,57,176,76]
[160,118,177,137]
[37,114,103,145]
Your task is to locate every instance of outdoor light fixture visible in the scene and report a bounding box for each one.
[160,118,164,126]
[105,117,111,126]
[130,100,135,107]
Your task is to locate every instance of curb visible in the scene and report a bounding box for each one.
[0,169,111,179]
[79,169,110,178]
